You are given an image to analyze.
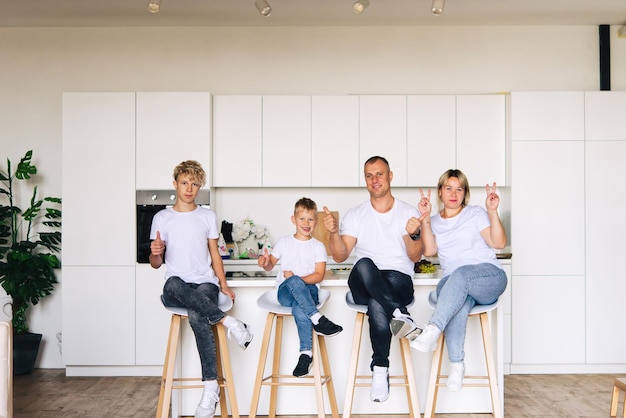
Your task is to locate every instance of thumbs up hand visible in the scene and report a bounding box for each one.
[258,247,270,269]
[323,206,339,234]
[150,231,165,257]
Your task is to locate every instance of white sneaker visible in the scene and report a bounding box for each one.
[410,323,441,352]
[390,315,422,340]
[227,319,253,350]
[370,366,390,402]
[195,386,220,418]
[447,361,465,392]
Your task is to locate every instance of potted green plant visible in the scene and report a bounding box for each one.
[0,150,61,374]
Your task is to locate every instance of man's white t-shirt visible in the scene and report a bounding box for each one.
[270,235,327,288]
[341,199,419,277]
[150,206,219,286]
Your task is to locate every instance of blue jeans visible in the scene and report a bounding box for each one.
[162,276,226,381]
[277,276,319,352]
[348,257,414,369]
[431,263,507,363]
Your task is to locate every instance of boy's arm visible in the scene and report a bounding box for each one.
[301,261,327,285]
[149,230,165,269]
[209,238,235,300]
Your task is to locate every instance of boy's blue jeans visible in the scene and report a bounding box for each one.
[431,263,508,363]
[348,257,414,369]
[277,276,319,352]
[162,276,225,381]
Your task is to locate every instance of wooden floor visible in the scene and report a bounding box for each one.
[12,369,625,417]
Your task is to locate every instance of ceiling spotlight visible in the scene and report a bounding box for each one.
[147,0,161,13]
[255,0,272,17]
[353,0,370,15]
[431,0,445,15]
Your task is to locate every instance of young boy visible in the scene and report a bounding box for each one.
[150,160,253,418]
[258,197,343,377]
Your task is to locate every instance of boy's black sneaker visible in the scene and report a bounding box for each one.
[313,316,343,337]
[292,354,313,377]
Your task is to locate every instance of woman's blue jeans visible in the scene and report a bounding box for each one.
[348,257,414,369]
[431,263,507,363]
[162,276,225,381]
[277,276,319,352]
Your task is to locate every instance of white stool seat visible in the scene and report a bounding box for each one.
[424,289,501,418]
[156,292,238,418]
[343,291,420,418]
[249,288,338,418]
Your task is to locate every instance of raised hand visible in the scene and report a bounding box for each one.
[258,247,270,269]
[323,206,339,234]
[150,231,165,256]
[485,182,500,211]
[406,212,429,236]
[418,188,432,215]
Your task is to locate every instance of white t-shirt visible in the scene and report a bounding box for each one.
[270,235,327,288]
[430,205,502,277]
[341,198,419,277]
[150,206,219,285]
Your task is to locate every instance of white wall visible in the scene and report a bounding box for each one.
[0,24,624,368]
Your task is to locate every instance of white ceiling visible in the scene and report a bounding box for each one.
[1,0,626,28]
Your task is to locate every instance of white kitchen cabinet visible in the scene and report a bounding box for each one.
[212,95,262,187]
[510,91,584,141]
[511,275,585,365]
[359,95,408,187]
[136,92,211,189]
[262,96,312,187]
[511,141,585,275]
[585,141,626,363]
[62,266,136,366]
[61,92,136,266]
[136,264,172,365]
[457,95,506,186]
[311,95,360,187]
[584,91,626,141]
[406,95,456,186]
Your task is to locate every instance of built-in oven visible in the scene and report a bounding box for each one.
[136,189,210,263]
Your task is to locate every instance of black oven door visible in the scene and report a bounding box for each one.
[136,204,166,263]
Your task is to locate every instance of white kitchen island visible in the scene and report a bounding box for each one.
[169,259,509,417]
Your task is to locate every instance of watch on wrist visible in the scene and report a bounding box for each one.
[410,230,421,241]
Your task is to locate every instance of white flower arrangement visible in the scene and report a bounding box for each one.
[232,217,271,247]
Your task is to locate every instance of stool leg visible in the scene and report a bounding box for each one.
[399,337,419,418]
[424,333,445,418]
[269,315,284,418]
[249,313,276,418]
[342,312,365,418]
[156,314,181,418]
[480,312,502,418]
[214,323,239,418]
[311,333,326,418]
[317,335,339,418]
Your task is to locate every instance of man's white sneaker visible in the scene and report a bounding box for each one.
[447,361,465,392]
[410,323,441,352]
[227,319,253,350]
[195,386,220,418]
[370,366,390,402]
[390,315,422,340]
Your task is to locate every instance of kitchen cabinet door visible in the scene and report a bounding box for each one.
[311,96,360,187]
[212,95,262,187]
[62,266,136,366]
[359,96,407,187]
[511,141,584,275]
[136,92,211,189]
[584,91,626,141]
[585,141,626,363]
[262,96,312,187]
[511,275,585,366]
[62,92,136,266]
[510,92,584,141]
[457,95,506,186]
[407,95,456,186]
[136,264,171,365]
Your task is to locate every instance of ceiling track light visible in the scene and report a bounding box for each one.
[255,0,272,17]
[353,0,370,15]
[147,0,161,13]
[431,0,445,15]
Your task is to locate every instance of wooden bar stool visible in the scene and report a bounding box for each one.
[248,289,339,418]
[343,291,420,418]
[610,377,626,417]
[156,293,239,418]
[423,290,500,418]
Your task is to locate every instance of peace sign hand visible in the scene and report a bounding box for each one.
[418,188,432,215]
[485,182,500,211]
